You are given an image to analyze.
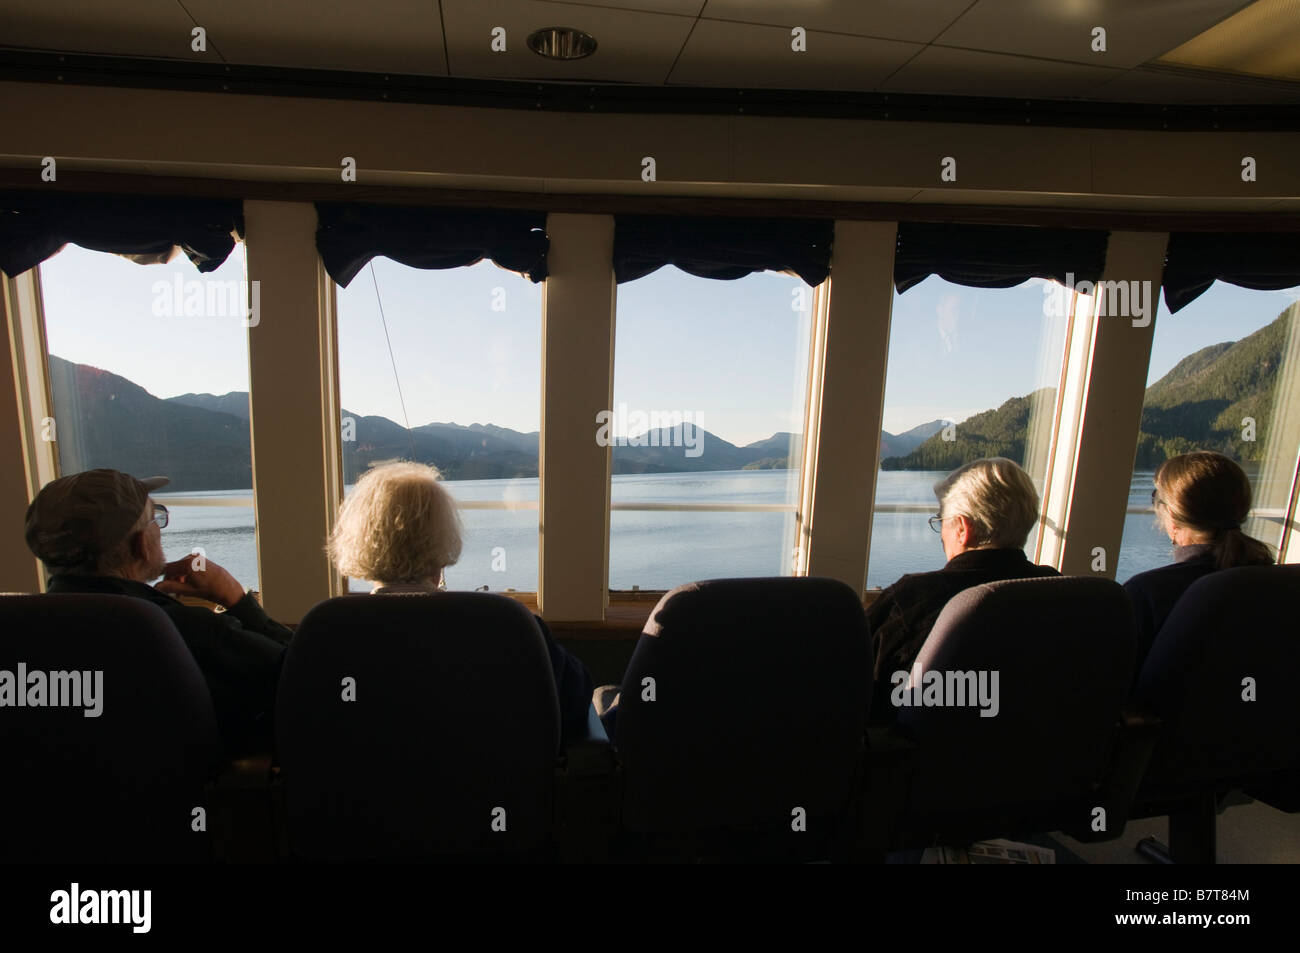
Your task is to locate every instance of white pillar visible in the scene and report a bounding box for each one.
[538,213,616,620]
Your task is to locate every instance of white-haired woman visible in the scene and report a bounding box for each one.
[866,457,1058,723]
[327,461,593,745]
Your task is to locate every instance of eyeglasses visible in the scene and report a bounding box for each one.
[151,503,169,529]
[1150,489,1163,508]
[928,514,944,533]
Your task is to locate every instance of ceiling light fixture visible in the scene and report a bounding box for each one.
[527,27,597,60]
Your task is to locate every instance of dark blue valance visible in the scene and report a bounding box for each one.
[614,215,833,286]
[895,222,1109,294]
[1162,232,1300,313]
[315,203,548,287]
[0,191,244,278]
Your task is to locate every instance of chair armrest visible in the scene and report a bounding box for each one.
[1074,709,1162,840]
[560,703,615,771]
[552,704,620,862]
[576,701,609,743]
[1245,762,1300,813]
[205,755,277,863]
[852,727,916,856]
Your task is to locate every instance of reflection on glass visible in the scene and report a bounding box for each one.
[867,276,1074,589]
[38,243,259,588]
[607,267,813,590]
[1117,285,1300,580]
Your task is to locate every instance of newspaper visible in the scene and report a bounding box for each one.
[920,838,1055,864]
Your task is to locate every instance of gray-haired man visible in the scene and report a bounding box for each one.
[25,468,292,754]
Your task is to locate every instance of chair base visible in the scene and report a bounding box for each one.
[1134,793,1217,864]
[1135,836,1175,864]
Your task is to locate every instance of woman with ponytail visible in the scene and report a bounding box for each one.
[1124,451,1275,673]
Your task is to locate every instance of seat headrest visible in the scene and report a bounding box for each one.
[1135,564,1300,788]
[1136,564,1300,716]
[282,592,560,722]
[915,574,1136,674]
[617,576,871,831]
[0,593,222,862]
[643,575,867,639]
[276,592,562,858]
[0,592,218,727]
[895,576,1137,819]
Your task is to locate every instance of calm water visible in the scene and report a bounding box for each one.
[155,469,1249,595]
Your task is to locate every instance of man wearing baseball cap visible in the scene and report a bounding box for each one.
[25,468,293,755]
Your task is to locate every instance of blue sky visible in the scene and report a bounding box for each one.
[1146,280,1299,386]
[334,255,543,436]
[38,241,1299,446]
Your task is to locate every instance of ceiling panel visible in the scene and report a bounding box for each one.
[0,0,1293,108]
[442,0,694,83]
[0,0,205,60]
[1088,66,1300,103]
[671,19,921,89]
[693,0,973,44]
[182,0,446,73]
[1158,0,1300,82]
[883,46,1122,98]
[935,0,1256,70]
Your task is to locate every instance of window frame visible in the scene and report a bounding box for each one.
[7,205,1300,619]
[1,267,58,592]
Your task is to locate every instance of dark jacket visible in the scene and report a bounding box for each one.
[1122,543,1217,683]
[46,574,292,755]
[867,548,1060,723]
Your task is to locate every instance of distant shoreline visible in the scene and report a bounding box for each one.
[151,464,1176,499]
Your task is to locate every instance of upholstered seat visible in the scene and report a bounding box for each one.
[0,593,222,863]
[275,592,563,861]
[616,576,873,860]
[895,576,1144,846]
[1131,564,1300,863]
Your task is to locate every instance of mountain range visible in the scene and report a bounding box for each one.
[1133,307,1293,466]
[54,302,1282,494]
[47,355,943,491]
[881,389,1056,471]
[883,306,1294,471]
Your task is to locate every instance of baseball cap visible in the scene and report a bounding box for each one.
[25,469,170,569]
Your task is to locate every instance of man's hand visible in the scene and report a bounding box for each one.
[156,556,246,608]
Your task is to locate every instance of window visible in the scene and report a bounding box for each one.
[334,258,541,592]
[1116,283,1300,580]
[867,276,1076,589]
[38,243,258,590]
[608,267,814,590]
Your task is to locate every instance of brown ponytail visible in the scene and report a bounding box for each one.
[1154,451,1275,570]
[1211,526,1275,570]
